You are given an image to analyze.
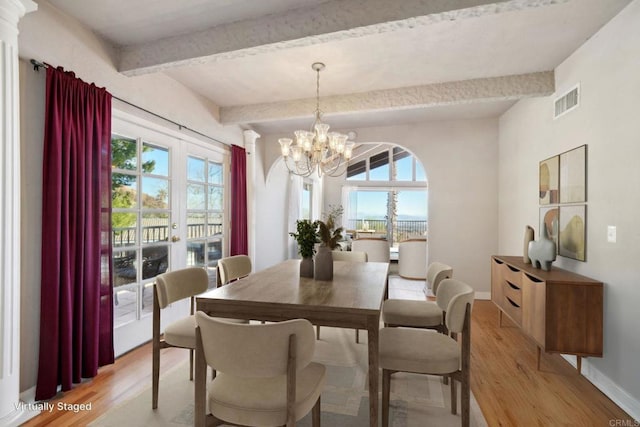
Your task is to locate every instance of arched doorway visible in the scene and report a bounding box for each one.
[325,142,428,253]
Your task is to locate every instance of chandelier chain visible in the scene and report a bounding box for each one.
[316,67,321,116]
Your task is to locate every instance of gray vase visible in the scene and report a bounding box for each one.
[300,257,314,278]
[314,246,333,281]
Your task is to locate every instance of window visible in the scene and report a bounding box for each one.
[347,147,425,182]
[301,181,313,220]
[344,146,427,246]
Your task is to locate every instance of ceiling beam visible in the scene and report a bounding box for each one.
[118,0,565,76]
[220,71,554,125]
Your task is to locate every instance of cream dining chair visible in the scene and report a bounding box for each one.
[379,279,475,427]
[195,312,326,427]
[152,267,207,409]
[331,250,368,262]
[382,262,453,331]
[152,267,246,409]
[397,237,427,279]
[350,239,390,343]
[217,254,252,286]
[351,238,390,263]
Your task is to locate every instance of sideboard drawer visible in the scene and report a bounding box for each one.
[502,280,522,306]
[501,262,522,286]
[502,294,522,326]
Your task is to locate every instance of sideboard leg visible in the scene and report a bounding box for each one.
[577,356,582,374]
[498,309,503,327]
[536,346,541,370]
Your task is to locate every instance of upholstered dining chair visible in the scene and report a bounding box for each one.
[152,267,207,409]
[351,238,390,263]
[382,262,453,331]
[379,279,475,427]
[331,250,368,262]
[217,254,252,286]
[195,312,326,427]
[152,267,246,409]
[397,237,427,279]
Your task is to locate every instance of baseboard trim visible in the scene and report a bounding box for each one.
[19,386,36,404]
[561,355,640,422]
[0,387,41,427]
[475,291,491,300]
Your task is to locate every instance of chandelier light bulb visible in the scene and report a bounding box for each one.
[291,145,302,161]
[278,138,292,156]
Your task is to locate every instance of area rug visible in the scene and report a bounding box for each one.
[90,327,487,427]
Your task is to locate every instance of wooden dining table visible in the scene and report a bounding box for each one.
[194,259,389,427]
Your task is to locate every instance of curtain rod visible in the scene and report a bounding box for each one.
[29,59,229,148]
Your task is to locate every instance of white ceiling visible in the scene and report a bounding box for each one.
[44,0,632,135]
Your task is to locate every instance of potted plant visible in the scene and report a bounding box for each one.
[289,219,318,278]
[315,205,344,280]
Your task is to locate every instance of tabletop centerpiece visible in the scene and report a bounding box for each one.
[315,205,344,280]
[289,219,319,278]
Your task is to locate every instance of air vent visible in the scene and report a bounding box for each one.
[554,84,580,119]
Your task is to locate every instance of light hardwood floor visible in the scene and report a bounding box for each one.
[22,276,633,426]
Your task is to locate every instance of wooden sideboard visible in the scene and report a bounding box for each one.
[491,256,603,373]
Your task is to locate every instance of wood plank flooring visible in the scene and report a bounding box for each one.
[21,277,633,426]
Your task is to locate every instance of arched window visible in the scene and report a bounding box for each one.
[343,146,427,247]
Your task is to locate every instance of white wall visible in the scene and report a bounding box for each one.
[252,144,290,272]
[260,118,499,296]
[498,0,640,418]
[17,3,243,393]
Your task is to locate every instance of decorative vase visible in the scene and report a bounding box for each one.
[523,225,535,264]
[528,226,557,271]
[300,257,314,278]
[314,246,333,280]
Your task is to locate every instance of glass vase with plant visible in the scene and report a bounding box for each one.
[289,219,318,277]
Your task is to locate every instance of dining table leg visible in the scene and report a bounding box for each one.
[367,315,379,427]
[194,327,207,427]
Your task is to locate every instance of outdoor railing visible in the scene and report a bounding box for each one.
[112,223,223,246]
[346,219,427,243]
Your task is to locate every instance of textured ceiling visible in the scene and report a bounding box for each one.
[45,0,632,134]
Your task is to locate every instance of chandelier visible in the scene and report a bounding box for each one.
[278,62,354,177]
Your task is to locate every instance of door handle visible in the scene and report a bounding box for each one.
[171,236,181,243]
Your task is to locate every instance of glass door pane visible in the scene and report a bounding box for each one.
[112,137,172,327]
[185,148,225,287]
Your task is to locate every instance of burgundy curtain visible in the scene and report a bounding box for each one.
[230,145,248,255]
[36,67,114,401]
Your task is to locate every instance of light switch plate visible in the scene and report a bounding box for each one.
[607,226,616,243]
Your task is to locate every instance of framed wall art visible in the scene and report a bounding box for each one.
[539,155,559,205]
[560,145,587,203]
[540,206,559,251]
[559,205,586,261]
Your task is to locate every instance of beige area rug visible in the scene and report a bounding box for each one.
[90,327,487,427]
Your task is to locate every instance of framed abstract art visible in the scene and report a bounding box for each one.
[559,204,586,261]
[560,145,587,203]
[539,155,559,205]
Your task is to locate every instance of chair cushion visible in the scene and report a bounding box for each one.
[379,327,460,375]
[382,299,442,327]
[164,315,247,348]
[164,316,197,348]
[208,362,326,426]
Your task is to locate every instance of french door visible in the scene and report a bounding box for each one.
[111,114,226,355]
